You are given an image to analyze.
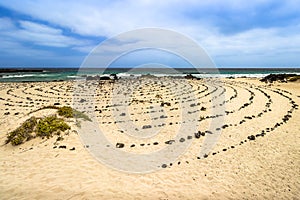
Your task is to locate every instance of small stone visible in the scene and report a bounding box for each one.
[247,135,255,141]
[194,132,201,138]
[116,143,125,148]
[162,164,167,168]
[69,147,75,151]
[179,138,185,142]
[165,140,175,145]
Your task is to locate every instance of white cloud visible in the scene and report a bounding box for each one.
[0,18,92,50]
[19,20,62,34]
[0,0,299,66]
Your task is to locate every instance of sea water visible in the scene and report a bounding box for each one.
[0,68,300,82]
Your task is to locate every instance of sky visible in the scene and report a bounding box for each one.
[0,0,300,68]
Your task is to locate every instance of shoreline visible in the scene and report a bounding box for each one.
[1,68,300,83]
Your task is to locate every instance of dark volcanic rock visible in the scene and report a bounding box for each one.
[162,164,167,168]
[194,132,201,138]
[100,76,111,80]
[247,135,256,141]
[69,147,76,151]
[260,74,299,83]
[184,74,197,79]
[165,140,175,145]
[116,143,125,148]
[142,125,152,129]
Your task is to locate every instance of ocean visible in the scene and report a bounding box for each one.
[0,68,300,82]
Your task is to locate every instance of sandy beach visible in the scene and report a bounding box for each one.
[0,77,299,199]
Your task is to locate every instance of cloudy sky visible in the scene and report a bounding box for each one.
[0,0,299,68]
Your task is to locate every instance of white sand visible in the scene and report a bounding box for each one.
[0,78,299,199]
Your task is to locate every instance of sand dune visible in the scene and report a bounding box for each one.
[0,77,299,199]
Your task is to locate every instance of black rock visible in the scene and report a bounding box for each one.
[142,125,152,129]
[247,135,255,140]
[79,99,86,103]
[194,132,201,138]
[184,74,197,79]
[260,73,299,83]
[165,140,175,145]
[69,147,75,151]
[116,143,125,148]
[100,76,111,80]
[59,145,67,149]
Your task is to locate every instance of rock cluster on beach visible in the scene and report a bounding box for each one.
[260,73,300,83]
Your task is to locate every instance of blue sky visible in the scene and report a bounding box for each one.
[0,0,299,68]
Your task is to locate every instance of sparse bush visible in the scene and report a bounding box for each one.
[36,115,70,138]
[6,105,90,146]
[5,117,37,146]
[57,106,91,121]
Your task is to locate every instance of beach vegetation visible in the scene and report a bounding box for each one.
[57,106,91,121]
[5,105,91,145]
[36,115,70,138]
[5,115,70,146]
[5,117,37,145]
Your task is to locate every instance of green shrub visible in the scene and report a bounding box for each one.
[5,117,37,146]
[6,105,90,146]
[57,106,73,118]
[58,106,91,121]
[36,115,70,138]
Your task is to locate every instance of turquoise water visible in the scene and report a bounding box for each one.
[0,68,300,82]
